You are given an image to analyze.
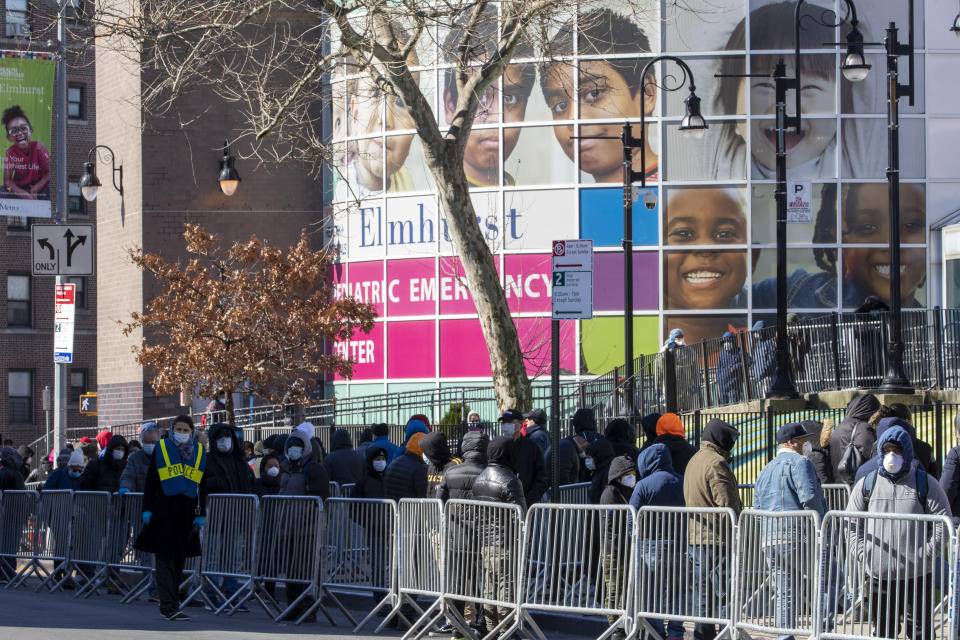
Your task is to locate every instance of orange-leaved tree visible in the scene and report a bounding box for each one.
[122,224,375,425]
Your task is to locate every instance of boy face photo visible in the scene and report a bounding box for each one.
[842,183,926,304]
[737,57,836,172]
[664,188,748,310]
[444,64,532,185]
[350,72,417,191]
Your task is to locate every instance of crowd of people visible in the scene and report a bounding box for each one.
[1,395,959,639]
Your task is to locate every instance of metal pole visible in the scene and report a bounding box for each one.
[767,59,798,398]
[621,124,635,416]
[879,20,913,393]
[53,0,69,451]
[550,319,560,502]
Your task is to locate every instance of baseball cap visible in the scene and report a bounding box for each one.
[776,422,815,444]
[522,408,546,425]
[140,421,158,434]
[499,409,523,422]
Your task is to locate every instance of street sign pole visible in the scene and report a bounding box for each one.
[54,0,69,452]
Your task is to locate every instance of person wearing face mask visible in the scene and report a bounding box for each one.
[716,330,749,405]
[585,438,615,505]
[79,434,128,492]
[598,455,639,640]
[753,423,827,640]
[499,409,549,507]
[204,423,254,496]
[321,429,366,487]
[120,422,160,494]
[135,416,206,621]
[847,426,951,640]
[383,432,428,502]
[44,449,85,491]
[557,408,601,485]
[420,431,461,499]
[629,444,686,640]
[278,426,330,500]
[254,455,284,498]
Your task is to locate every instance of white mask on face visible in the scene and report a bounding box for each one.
[265,466,280,478]
[173,432,191,445]
[112,449,124,461]
[373,459,387,472]
[217,438,232,453]
[501,423,516,437]
[287,447,303,461]
[143,443,155,455]
[620,475,637,489]
[585,457,596,471]
[676,338,685,346]
[802,441,813,455]
[883,452,904,474]
[422,453,431,465]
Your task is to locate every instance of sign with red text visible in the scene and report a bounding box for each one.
[552,239,593,320]
[54,283,75,363]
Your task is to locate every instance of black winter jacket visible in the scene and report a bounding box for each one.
[357,445,389,499]
[651,433,698,475]
[79,435,128,493]
[253,456,283,498]
[604,419,640,460]
[557,430,601,485]
[472,436,526,546]
[524,424,551,462]
[0,447,25,491]
[940,414,960,518]
[322,429,366,486]
[514,435,549,507]
[384,450,428,501]
[439,431,488,502]
[586,438,616,504]
[829,394,880,483]
[205,424,254,495]
[421,432,461,499]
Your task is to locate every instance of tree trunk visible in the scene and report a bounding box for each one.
[434,147,533,412]
[225,392,235,427]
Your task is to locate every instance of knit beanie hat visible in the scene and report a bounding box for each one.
[68,449,86,467]
[406,432,426,457]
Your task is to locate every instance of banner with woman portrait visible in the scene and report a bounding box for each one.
[0,51,55,218]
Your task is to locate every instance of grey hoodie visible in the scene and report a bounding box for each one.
[847,427,952,578]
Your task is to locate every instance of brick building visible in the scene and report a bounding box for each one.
[94,33,323,426]
[0,2,97,447]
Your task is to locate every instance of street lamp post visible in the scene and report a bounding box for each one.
[574,56,706,416]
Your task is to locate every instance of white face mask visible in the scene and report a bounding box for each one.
[142,443,155,455]
[676,337,685,345]
[217,438,233,453]
[422,453,431,465]
[883,452,904,474]
[373,459,387,472]
[585,458,596,471]
[112,449,124,461]
[287,447,303,461]
[578,450,587,459]
[265,466,280,478]
[620,475,637,488]
[501,423,516,437]
[802,441,813,455]
[173,432,191,445]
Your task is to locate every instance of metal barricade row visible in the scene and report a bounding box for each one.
[70,491,113,598]
[821,484,851,513]
[390,498,444,639]
[0,490,45,589]
[104,492,155,603]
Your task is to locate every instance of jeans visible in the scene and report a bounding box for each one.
[640,541,685,638]
[691,545,728,640]
[762,543,797,640]
[869,577,934,640]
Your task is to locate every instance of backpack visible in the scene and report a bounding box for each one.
[837,423,865,484]
[862,464,929,512]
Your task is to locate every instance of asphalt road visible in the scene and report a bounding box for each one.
[0,583,606,640]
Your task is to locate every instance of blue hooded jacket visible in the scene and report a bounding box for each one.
[663,329,684,350]
[876,425,915,482]
[717,330,749,397]
[629,444,685,509]
[404,420,429,444]
[854,417,923,482]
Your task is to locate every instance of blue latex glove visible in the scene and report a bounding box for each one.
[117,488,129,496]
[193,516,206,529]
[142,511,152,526]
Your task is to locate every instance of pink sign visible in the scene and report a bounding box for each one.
[439,317,575,378]
[438,256,491,315]
[387,320,436,379]
[504,254,552,314]
[387,258,436,317]
[333,322,383,380]
[333,260,385,316]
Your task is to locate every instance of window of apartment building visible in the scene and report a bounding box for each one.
[67,276,86,309]
[65,0,83,20]
[8,370,32,424]
[69,180,86,217]
[68,85,84,120]
[6,216,30,231]
[5,0,28,38]
[7,274,30,327]
[69,369,87,403]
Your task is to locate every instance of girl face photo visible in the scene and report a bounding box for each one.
[6,116,31,150]
[842,183,926,304]
[664,188,748,309]
[735,59,836,172]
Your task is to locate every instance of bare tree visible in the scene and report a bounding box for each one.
[85,0,655,411]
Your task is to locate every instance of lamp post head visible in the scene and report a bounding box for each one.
[952,12,960,39]
[679,90,708,140]
[79,161,101,202]
[840,25,871,82]
[218,140,241,196]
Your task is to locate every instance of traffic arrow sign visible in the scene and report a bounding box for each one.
[31,224,95,276]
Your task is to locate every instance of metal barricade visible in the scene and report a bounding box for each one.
[822,484,851,512]
[820,510,955,640]
[329,481,341,498]
[555,482,591,505]
[738,484,754,509]
[635,506,738,640]
[0,490,42,589]
[322,498,397,632]
[387,498,444,638]
[340,483,357,498]
[105,492,154,603]
[70,491,113,598]
[253,495,328,625]
[442,499,525,640]
[33,489,74,591]
[184,494,259,614]
[735,510,821,639]
[519,504,635,640]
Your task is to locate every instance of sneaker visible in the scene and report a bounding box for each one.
[611,632,627,640]
[165,610,191,621]
[430,623,455,636]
